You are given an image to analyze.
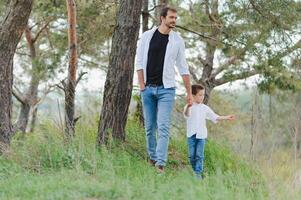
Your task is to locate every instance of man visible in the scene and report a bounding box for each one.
[136,7,192,173]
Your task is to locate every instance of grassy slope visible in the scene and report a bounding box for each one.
[0,120,267,200]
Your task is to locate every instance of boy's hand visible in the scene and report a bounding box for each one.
[227,115,235,121]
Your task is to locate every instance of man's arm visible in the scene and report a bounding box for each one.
[182,74,192,106]
[136,32,146,91]
[137,69,145,91]
[175,39,192,106]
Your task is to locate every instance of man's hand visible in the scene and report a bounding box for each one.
[186,93,193,106]
[137,69,145,91]
[140,83,145,91]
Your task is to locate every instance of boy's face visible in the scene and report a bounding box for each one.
[193,89,205,104]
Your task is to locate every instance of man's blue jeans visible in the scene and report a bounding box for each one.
[141,86,175,166]
[187,134,206,175]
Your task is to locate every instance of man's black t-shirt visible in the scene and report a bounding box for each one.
[146,29,169,86]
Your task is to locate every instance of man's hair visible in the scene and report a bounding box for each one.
[160,6,177,18]
[191,84,205,95]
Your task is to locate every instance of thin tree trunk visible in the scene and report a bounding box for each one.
[97,0,142,144]
[15,26,40,133]
[196,1,219,104]
[142,0,149,32]
[250,91,260,161]
[29,106,38,132]
[135,0,150,126]
[16,103,31,133]
[65,0,78,138]
[269,93,273,122]
[156,0,168,25]
[199,80,214,104]
[0,0,33,149]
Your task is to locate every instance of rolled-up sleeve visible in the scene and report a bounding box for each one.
[135,34,145,71]
[175,40,189,75]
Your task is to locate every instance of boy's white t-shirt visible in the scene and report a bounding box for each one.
[184,103,219,139]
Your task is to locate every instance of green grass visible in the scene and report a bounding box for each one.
[0,120,267,200]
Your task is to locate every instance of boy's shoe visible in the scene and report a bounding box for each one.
[156,165,165,174]
[148,159,156,166]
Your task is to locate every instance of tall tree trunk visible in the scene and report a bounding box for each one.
[142,0,149,32]
[15,26,40,133]
[0,0,33,149]
[65,0,78,138]
[250,90,260,161]
[29,106,38,132]
[16,77,39,132]
[156,0,168,25]
[135,0,150,127]
[97,0,142,144]
[199,80,214,104]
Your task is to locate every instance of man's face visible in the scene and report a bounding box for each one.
[161,10,177,28]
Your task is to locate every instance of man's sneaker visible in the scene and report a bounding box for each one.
[148,159,156,166]
[156,165,165,174]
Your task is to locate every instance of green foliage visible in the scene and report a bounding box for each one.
[173,0,301,93]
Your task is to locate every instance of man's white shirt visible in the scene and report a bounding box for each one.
[135,27,189,88]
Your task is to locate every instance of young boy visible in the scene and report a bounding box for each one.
[183,84,235,179]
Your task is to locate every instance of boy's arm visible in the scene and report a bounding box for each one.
[206,106,235,123]
[183,104,191,118]
[217,115,235,121]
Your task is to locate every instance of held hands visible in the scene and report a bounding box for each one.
[186,93,193,107]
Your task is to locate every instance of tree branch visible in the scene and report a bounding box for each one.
[276,39,301,58]
[32,19,52,43]
[188,65,199,83]
[56,79,67,92]
[214,69,258,86]
[176,25,218,41]
[35,84,56,106]
[197,54,207,66]
[76,71,88,86]
[12,88,26,105]
[211,55,239,78]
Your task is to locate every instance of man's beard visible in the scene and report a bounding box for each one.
[167,23,176,28]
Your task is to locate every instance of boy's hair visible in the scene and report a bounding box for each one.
[160,6,177,18]
[191,84,205,95]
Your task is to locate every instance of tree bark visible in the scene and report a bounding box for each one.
[196,0,220,104]
[0,0,33,148]
[142,0,149,32]
[29,106,38,132]
[156,0,168,25]
[97,0,142,144]
[135,0,150,126]
[65,0,78,138]
[250,91,261,161]
[15,26,40,133]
